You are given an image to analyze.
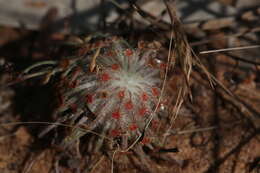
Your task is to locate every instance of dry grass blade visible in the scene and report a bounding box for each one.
[159,0,193,145]
[89,156,105,173]
[162,1,231,97]
[200,45,260,54]
[163,0,192,100]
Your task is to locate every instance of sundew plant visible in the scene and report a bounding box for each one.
[27,37,170,154]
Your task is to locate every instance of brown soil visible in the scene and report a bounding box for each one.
[0,2,259,173]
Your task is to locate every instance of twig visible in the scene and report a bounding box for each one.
[190,27,260,46]
[0,121,114,142]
